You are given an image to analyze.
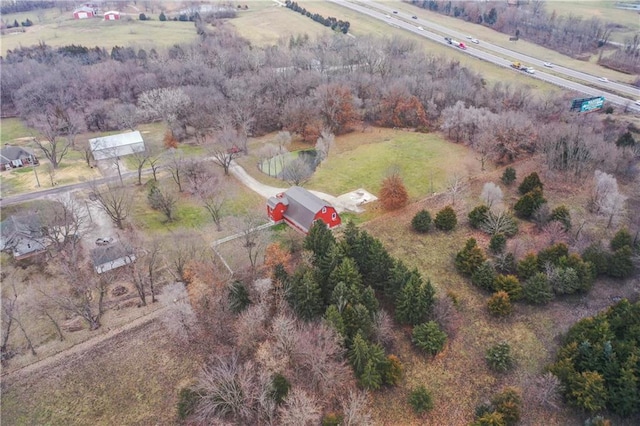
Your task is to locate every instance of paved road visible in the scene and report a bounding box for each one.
[328,0,640,111]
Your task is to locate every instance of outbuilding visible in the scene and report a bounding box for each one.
[0,214,48,260]
[91,242,136,274]
[267,186,341,234]
[73,5,96,19]
[103,10,120,20]
[89,131,146,161]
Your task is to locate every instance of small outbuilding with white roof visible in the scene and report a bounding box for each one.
[89,131,146,161]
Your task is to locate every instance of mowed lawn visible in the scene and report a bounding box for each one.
[307,129,477,199]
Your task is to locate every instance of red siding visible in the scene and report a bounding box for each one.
[267,202,287,222]
[313,206,341,229]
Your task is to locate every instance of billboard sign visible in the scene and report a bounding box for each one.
[570,96,605,112]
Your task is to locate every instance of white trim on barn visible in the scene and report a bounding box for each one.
[103,10,120,20]
[89,131,146,161]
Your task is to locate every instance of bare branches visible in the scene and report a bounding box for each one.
[207,127,243,175]
[90,182,132,230]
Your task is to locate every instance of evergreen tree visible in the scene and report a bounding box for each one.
[550,205,572,230]
[468,205,490,229]
[304,220,336,265]
[412,321,447,355]
[608,246,634,279]
[488,291,512,316]
[522,272,553,305]
[412,209,432,233]
[501,167,516,186]
[537,243,569,269]
[615,131,636,148]
[455,238,487,276]
[493,274,522,301]
[395,272,435,325]
[489,233,507,254]
[159,11,167,21]
[329,257,363,301]
[434,205,457,231]
[582,244,610,276]
[228,280,251,313]
[387,259,412,300]
[514,187,546,219]
[518,172,543,195]
[610,228,633,251]
[289,269,324,321]
[324,304,346,337]
[472,261,497,292]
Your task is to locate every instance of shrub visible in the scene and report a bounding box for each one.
[488,291,512,317]
[163,129,178,148]
[518,172,543,195]
[492,387,522,426]
[177,387,199,420]
[379,172,409,210]
[549,266,581,295]
[412,321,447,355]
[472,261,497,292]
[522,272,553,305]
[322,412,344,426]
[472,411,506,426]
[383,354,404,386]
[550,205,571,230]
[489,233,507,254]
[139,13,148,20]
[408,386,434,415]
[159,11,167,21]
[270,373,291,404]
[411,209,432,233]
[468,205,490,229]
[485,342,515,373]
[501,167,516,185]
[514,188,546,219]
[610,228,632,251]
[493,274,522,301]
[434,205,457,231]
[455,238,487,276]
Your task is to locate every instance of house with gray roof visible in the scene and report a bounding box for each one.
[91,242,136,274]
[0,214,48,259]
[0,145,38,171]
[267,186,341,234]
[89,131,145,161]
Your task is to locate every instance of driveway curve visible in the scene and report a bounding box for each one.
[228,161,360,213]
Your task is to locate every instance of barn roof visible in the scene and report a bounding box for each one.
[0,146,35,164]
[104,10,120,15]
[89,131,145,160]
[283,186,330,232]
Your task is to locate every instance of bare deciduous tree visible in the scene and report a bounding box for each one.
[283,157,313,186]
[278,388,321,426]
[341,390,373,426]
[163,148,185,192]
[148,183,177,222]
[238,214,271,271]
[589,170,627,228]
[137,87,190,130]
[91,182,132,230]
[207,127,243,175]
[446,174,467,206]
[158,282,199,342]
[481,182,503,208]
[315,130,334,164]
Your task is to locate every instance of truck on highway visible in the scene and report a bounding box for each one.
[511,62,535,74]
[451,40,467,50]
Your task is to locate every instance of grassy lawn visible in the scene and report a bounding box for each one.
[1,12,199,56]
[0,118,38,143]
[307,128,477,200]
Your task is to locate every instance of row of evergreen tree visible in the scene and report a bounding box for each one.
[284,0,350,34]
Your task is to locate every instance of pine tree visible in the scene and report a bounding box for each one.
[522,272,553,305]
[455,238,487,276]
[290,270,324,321]
[468,205,490,229]
[501,167,516,186]
[518,172,543,195]
[395,272,435,325]
[610,228,632,251]
[304,220,336,265]
[434,205,457,231]
[493,274,522,301]
[472,261,497,292]
[348,333,369,376]
[608,246,634,279]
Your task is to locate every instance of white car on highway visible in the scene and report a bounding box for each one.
[418,26,424,30]
[543,62,553,68]
[598,77,609,83]
[471,38,479,44]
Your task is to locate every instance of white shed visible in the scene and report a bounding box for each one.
[89,131,145,161]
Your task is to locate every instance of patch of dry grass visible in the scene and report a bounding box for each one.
[1,320,200,426]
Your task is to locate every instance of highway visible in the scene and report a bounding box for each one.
[327,0,640,111]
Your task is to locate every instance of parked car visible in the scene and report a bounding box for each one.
[412,15,417,19]
[96,237,114,246]
[543,62,553,68]
[471,38,479,44]
[598,77,609,83]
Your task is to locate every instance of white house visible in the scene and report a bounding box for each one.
[89,131,146,161]
[91,242,136,274]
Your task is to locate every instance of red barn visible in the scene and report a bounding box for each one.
[267,186,341,234]
[104,11,121,20]
[73,6,96,19]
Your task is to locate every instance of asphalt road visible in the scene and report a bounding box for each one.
[327,0,640,111]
